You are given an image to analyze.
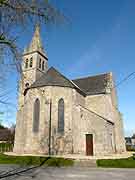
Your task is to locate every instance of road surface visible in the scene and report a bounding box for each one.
[0,165,135,180]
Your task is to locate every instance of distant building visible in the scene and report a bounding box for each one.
[131,134,135,146]
[0,128,13,142]
[125,137,132,146]
[125,134,135,149]
[14,25,126,156]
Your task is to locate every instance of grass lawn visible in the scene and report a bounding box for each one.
[0,153,74,166]
[97,156,135,168]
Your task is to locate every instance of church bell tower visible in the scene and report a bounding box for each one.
[18,24,48,107]
[22,24,48,88]
[14,25,48,153]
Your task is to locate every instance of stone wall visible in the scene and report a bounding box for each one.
[13,108,25,154]
[14,78,126,155]
[85,94,114,122]
[14,86,75,154]
[85,93,126,154]
[72,103,115,156]
[113,110,126,153]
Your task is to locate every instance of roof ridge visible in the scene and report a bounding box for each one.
[72,72,111,81]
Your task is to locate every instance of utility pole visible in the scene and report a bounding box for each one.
[48,99,52,156]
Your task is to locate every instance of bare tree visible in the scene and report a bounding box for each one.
[0,0,64,63]
[0,2,67,178]
[0,0,65,105]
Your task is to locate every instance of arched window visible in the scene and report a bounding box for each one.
[30,57,33,67]
[33,98,40,133]
[58,98,64,133]
[39,58,42,69]
[42,61,45,71]
[25,59,28,69]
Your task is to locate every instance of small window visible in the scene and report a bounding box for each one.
[42,61,45,71]
[25,59,28,69]
[30,57,33,67]
[39,58,42,69]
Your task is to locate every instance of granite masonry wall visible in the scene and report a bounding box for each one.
[14,84,126,155]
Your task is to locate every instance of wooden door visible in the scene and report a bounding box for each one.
[86,134,93,156]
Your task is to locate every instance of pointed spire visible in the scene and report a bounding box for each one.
[30,24,43,51]
[24,24,47,57]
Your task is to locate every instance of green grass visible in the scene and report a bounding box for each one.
[97,156,135,168]
[0,154,74,166]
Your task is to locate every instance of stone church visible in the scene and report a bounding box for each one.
[14,25,126,156]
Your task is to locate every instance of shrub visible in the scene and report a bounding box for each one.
[126,145,135,152]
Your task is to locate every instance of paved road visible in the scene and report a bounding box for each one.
[0,165,135,180]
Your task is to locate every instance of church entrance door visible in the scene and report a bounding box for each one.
[86,134,93,156]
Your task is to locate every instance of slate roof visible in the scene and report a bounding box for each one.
[31,67,110,96]
[31,67,86,96]
[72,73,109,95]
